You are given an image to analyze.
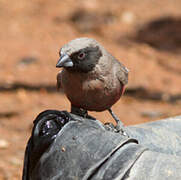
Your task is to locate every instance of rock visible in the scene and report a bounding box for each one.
[0,139,9,149]
[121,11,135,24]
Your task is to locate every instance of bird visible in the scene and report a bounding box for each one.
[56,37,129,135]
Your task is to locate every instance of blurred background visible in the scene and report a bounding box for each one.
[0,0,181,179]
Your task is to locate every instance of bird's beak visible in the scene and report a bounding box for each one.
[56,54,73,68]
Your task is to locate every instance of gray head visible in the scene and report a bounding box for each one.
[56,38,102,73]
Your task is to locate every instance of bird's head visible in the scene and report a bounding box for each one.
[56,38,102,73]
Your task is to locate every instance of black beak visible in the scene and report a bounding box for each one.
[56,54,73,68]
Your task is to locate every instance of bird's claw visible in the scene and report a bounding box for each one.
[104,121,129,137]
[104,122,117,132]
[117,128,129,137]
[115,122,129,137]
[71,106,96,120]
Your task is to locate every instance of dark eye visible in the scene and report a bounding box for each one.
[78,52,85,60]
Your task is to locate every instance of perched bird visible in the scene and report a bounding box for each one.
[56,38,129,134]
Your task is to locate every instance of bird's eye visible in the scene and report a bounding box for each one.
[78,52,85,60]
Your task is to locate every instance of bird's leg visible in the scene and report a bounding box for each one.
[71,105,96,120]
[71,105,87,117]
[108,108,129,136]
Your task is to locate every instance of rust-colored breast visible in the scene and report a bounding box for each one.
[58,69,122,111]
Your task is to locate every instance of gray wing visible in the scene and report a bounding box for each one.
[114,59,129,85]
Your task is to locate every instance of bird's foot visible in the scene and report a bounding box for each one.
[104,122,117,132]
[115,121,129,137]
[104,121,129,136]
[85,114,96,120]
[71,106,96,120]
[108,108,129,137]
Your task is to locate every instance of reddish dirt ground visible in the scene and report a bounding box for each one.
[0,0,181,179]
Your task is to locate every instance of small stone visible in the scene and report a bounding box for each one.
[72,136,77,140]
[121,11,135,24]
[61,147,66,152]
[0,139,9,149]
